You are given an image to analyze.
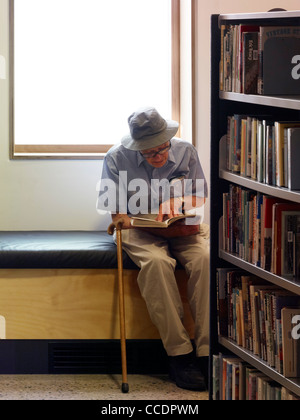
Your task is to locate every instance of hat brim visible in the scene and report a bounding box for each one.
[121,119,179,151]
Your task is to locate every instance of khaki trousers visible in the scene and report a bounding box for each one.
[117,226,210,357]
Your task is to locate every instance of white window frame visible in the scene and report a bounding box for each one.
[9,0,181,159]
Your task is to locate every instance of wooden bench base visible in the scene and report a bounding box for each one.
[0,268,194,340]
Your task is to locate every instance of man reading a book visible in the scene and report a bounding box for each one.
[97,107,209,391]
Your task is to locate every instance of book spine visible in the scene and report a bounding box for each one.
[213,350,300,399]
[242,32,259,94]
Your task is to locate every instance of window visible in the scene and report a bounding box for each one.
[10,0,180,159]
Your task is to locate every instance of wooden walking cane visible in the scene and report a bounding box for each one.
[107,218,129,393]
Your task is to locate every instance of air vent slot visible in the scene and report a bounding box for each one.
[48,340,168,374]
[49,341,128,374]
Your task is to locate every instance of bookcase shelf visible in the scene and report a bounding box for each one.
[210,12,300,400]
[219,134,300,203]
[220,91,300,111]
[219,336,300,397]
[219,249,300,295]
[219,10,300,24]
[219,169,300,202]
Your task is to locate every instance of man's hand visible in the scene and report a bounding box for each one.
[156,197,183,222]
[155,196,206,222]
[111,214,133,229]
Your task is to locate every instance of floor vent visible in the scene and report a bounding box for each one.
[48,340,168,374]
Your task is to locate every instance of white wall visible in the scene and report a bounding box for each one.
[0,0,110,230]
[194,0,300,224]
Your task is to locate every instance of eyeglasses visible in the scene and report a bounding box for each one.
[141,143,171,159]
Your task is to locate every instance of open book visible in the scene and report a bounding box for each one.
[130,213,194,228]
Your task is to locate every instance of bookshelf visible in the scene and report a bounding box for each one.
[220,91,300,110]
[210,11,300,400]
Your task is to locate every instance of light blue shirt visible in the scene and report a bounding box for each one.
[97,138,207,215]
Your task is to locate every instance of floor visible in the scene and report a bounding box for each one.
[0,374,209,400]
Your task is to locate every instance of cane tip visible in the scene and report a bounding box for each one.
[122,383,129,393]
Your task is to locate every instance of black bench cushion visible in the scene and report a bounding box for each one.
[0,231,138,269]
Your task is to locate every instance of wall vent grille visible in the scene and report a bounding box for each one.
[48,340,168,374]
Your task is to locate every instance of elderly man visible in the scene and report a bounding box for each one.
[97,107,209,391]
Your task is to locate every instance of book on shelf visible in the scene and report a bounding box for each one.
[257,376,276,400]
[213,352,300,400]
[247,368,267,400]
[227,114,245,173]
[287,127,300,190]
[219,354,243,400]
[242,31,259,94]
[249,284,276,358]
[217,268,265,352]
[216,268,234,337]
[130,213,193,228]
[220,23,259,93]
[216,267,300,375]
[222,184,300,277]
[256,120,264,183]
[274,122,300,188]
[265,121,275,186]
[271,291,300,372]
[225,115,300,189]
[220,24,300,96]
[212,354,220,400]
[282,307,300,377]
[281,211,300,277]
[258,26,300,95]
[272,203,300,275]
[261,196,286,271]
[223,357,241,400]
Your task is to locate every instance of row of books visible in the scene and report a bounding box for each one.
[225,114,300,190]
[216,268,300,376]
[220,24,300,95]
[212,353,300,400]
[222,184,300,277]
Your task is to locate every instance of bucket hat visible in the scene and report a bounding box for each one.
[121,107,179,151]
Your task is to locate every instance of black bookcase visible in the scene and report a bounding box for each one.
[210,11,300,400]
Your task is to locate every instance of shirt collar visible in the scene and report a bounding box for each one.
[137,151,145,167]
[167,145,176,165]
